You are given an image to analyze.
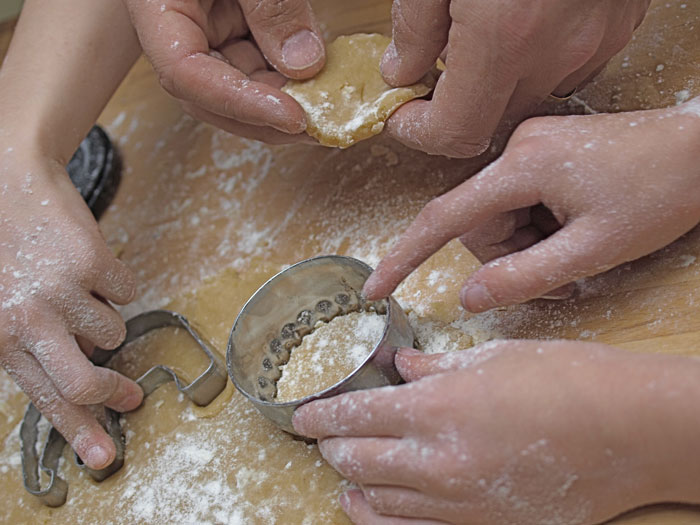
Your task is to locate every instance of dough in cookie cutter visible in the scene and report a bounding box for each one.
[20,310,227,507]
[282,33,437,149]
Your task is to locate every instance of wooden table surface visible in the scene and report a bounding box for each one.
[1,0,700,523]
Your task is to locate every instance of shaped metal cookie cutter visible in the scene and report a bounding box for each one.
[20,310,227,507]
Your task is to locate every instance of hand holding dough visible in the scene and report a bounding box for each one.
[282,33,436,148]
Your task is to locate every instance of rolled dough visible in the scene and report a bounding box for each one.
[282,33,436,149]
[275,310,386,402]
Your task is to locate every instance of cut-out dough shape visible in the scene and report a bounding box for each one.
[275,311,386,402]
[282,33,436,149]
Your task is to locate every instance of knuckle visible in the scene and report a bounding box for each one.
[506,134,553,166]
[60,374,103,404]
[509,116,551,143]
[244,0,307,28]
[393,0,447,45]
[322,442,359,476]
[104,261,137,302]
[417,196,448,227]
[435,120,491,158]
[36,395,65,420]
[103,318,127,348]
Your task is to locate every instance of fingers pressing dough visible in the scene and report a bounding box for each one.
[282,33,436,148]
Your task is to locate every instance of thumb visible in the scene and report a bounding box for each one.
[239,0,326,79]
[395,342,511,381]
[461,218,619,312]
[381,0,451,86]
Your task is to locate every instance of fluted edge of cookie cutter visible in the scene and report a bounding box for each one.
[227,255,416,437]
[20,309,228,507]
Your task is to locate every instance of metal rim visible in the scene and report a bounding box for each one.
[226,255,391,406]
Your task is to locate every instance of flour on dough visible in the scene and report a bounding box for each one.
[282,33,436,149]
[275,311,386,402]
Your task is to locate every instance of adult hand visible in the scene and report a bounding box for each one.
[363,99,700,312]
[124,0,326,144]
[294,340,700,524]
[0,146,142,470]
[381,0,651,157]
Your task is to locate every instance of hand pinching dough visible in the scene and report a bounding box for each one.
[275,311,386,402]
[282,33,436,149]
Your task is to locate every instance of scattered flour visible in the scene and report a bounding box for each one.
[276,311,386,402]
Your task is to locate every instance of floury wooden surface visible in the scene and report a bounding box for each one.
[1,0,700,523]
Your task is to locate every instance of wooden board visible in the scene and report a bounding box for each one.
[1,0,699,522]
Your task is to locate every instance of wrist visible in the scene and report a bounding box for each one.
[0,85,74,165]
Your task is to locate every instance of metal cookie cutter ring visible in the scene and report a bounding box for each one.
[227,255,415,437]
[20,310,227,507]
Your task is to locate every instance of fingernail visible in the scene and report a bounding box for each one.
[282,30,324,71]
[110,383,144,412]
[339,492,351,512]
[381,41,400,84]
[291,409,307,435]
[362,276,380,300]
[86,445,110,469]
[123,390,144,411]
[460,283,496,312]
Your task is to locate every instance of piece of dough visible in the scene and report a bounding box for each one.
[282,33,436,148]
[275,311,386,402]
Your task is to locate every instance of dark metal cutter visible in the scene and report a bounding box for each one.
[20,310,227,507]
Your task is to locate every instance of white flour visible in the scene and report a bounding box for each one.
[276,311,386,402]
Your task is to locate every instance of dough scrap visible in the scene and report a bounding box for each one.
[275,311,386,402]
[282,33,436,149]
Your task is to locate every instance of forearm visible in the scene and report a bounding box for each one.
[0,0,140,163]
[631,352,700,504]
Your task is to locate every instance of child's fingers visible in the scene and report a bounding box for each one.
[363,158,539,300]
[394,344,510,382]
[340,489,444,525]
[462,225,544,264]
[31,327,142,412]
[319,437,413,487]
[238,0,326,79]
[457,210,523,253]
[65,295,126,350]
[75,335,95,358]
[460,217,617,312]
[5,351,118,470]
[293,387,410,439]
[94,258,135,306]
[361,485,461,522]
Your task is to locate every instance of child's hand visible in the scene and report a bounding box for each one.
[0,148,142,470]
[381,0,650,157]
[294,341,700,524]
[124,0,325,144]
[364,98,700,312]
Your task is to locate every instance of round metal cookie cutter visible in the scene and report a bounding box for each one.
[227,255,415,436]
